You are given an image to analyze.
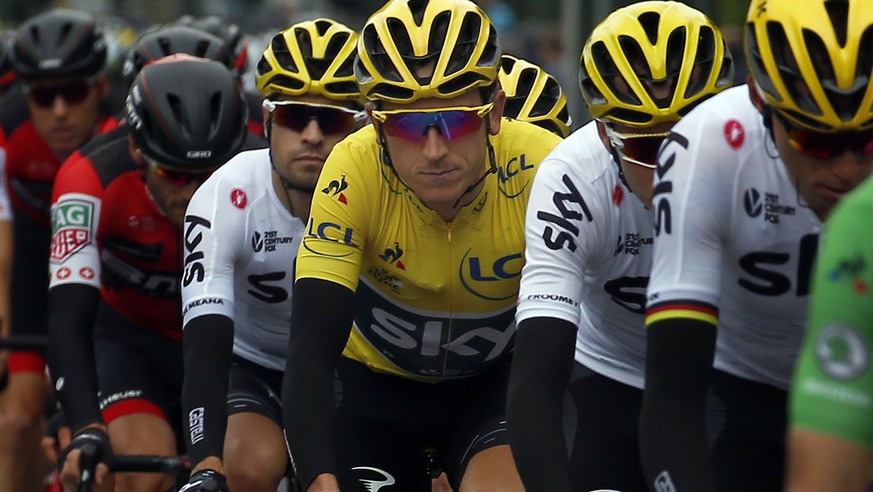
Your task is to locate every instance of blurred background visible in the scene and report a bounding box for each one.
[0,0,751,128]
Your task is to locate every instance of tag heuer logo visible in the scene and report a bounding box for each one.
[50,199,95,262]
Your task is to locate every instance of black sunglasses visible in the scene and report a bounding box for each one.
[264,100,364,135]
[24,79,96,108]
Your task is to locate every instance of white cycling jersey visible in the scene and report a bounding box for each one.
[517,121,654,389]
[182,148,303,371]
[646,85,821,390]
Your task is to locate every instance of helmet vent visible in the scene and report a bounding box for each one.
[333,45,355,77]
[208,91,223,136]
[768,22,821,117]
[58,22,74,48]
[444,12,480,77]
[578,63,607,106]
[530,76,561,117]
[166,93,191,140]
[271,34,297,74]
[314,19,333,36]
[825,0,850,48]
[745,24,780,100]
[806,27,869,123]
[409,0,429,27]
[684,27,717,99]
[637,11,661,46]
[591,41,640,107]
[362,23,404,84]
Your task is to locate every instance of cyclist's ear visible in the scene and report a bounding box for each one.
[488,89,505,136]
[748,78,766,115]
[128,136,145,167]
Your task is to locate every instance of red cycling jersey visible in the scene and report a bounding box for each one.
[6,116,119,226]
[49,136,182,341]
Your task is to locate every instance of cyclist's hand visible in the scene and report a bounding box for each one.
[58,426,112,490]
[41,410,71,464]
[179,469,230,492]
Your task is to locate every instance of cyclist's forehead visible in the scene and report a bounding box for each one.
[381,89,483,112]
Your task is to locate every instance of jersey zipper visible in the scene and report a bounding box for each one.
[444,220,453,377]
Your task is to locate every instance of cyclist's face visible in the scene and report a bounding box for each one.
[374,89,504,220]
[25,75,108,161]
[771,115,873,220]
[267,94,362,192]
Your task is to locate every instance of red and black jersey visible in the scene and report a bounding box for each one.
[6,116,120,226]
[49,136,183,341]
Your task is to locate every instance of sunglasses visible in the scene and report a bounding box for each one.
[263,100,365,135]
[23,78,96,108]
[147,159,215,187]
[371,103,494,143]
[603,123,669,169]
[774,112,873,160]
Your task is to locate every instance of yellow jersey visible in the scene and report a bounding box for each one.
[297,119,562,381]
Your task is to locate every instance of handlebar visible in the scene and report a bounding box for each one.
[0,334,48,351]
[75,442,191,492]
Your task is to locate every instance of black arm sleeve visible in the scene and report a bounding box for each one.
[638,318,717,492]
[282,278,356,490]
[10,213,50,339]
[46,283,102,432]
[506,317,576,492]
[181,314,234,466]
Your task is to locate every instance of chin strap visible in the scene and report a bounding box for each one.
[452,137,497,209]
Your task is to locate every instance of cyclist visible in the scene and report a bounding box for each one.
[68,23,264,161]
[0,9,120,492]
[175,15,264,139]
[639,0,873,490]
[786,177,873,491]
[48,56,247,492]
[178,19,363,492]
[507,3,733,491]
[280,1,562,491]
[498,54,572,138]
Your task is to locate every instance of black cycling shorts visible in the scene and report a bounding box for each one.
[227,355,283,425]
[93,301,182,432]
[565,363,648,492]
[706,369,787,492]
[328,356,513,492]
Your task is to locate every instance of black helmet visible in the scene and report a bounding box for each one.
[122,26,232,84]
[0,34,14,87]
[176,15,248,75]
[126,55,247,171]
[10,9,107,81]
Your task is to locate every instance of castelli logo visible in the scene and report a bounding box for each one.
[230,188,247,209]
[724,119,745,149]
[612,185,623,206]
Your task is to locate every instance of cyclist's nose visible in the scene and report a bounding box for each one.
[301,119,325,145]
[421,126,449,161]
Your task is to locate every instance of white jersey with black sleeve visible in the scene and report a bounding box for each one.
[517,121,654,389]
[645,85,821,390]
[182,148,303,371]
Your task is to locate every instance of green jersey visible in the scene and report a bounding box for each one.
[790,176,873,452]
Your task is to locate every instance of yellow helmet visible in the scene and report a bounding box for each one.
[355,0,502,103]
[500,55,572,137]
[256,18,360,101]
[746,0,873,131]
[579,1,734,127]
